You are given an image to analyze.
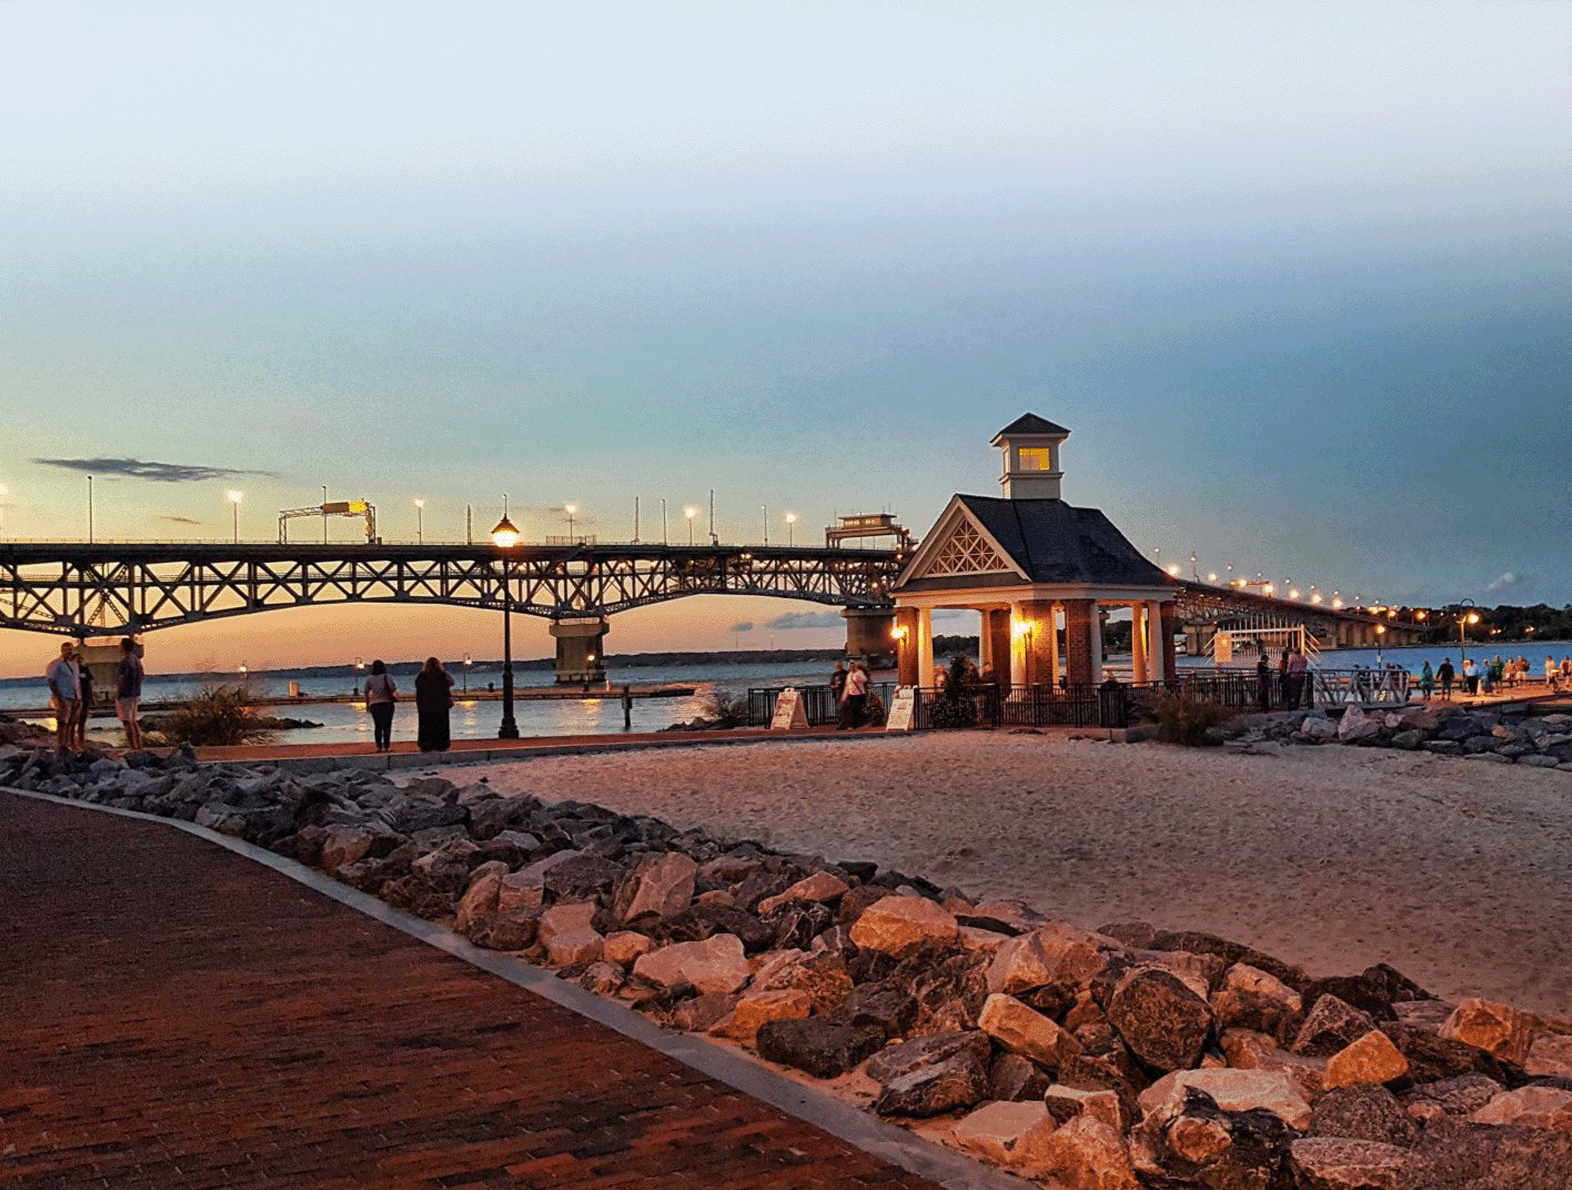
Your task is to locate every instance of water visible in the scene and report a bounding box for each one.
[0,658,852,748]
[8,639,1568,750]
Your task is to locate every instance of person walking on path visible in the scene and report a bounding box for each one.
[74,662,95,749]
[838,659,869,729]
[364,659,398,752]
[828,660,846,723]
[116,638,144,749]
[414,657,454,752]
[1462,658,1479,695]
[46,642,80,755]
[1419,660,1435,701]
[1437,657,1455,701]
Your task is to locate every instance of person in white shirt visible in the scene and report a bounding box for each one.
[838,659,870,729]
[46,642,81,755]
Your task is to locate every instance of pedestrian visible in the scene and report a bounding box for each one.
[364,659,398,752]
[74,661,95,749]
[1548,656,1561,690]
[46,642,80,755]
[116,638,144,749]
[839,659,869,729]
[1437,657,1455,701]
[1462,658,1479,695]
[1479,659,1493,696]
[828,659,846,723]
[414,657,454,752]
[1419,660,1434,701]
[1256,654,1271,713]
[1287,644,1309,707]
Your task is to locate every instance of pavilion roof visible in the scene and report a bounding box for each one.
[954,494,1174,587]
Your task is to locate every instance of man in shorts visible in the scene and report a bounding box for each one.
[116,637,145,748]
[46,641,80,755]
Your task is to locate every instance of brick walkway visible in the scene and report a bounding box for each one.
[0,794,944,1190]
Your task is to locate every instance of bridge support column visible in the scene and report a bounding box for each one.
[550,616,609,685]
[895,607,920,686]
[843,607,896,668]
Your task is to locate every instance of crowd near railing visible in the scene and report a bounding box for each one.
[748,665,1430,732]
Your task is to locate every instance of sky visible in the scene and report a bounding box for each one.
[2,1,1569,676]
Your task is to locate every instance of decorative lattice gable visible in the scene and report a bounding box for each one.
[924,518,1013,576]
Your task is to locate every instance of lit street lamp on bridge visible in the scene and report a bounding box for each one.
[565,504,577,540]
[227,490,243,543]
[491,503,521,740]
[785,512,797,546]
[684,506,697,545]
[414,498,424,544]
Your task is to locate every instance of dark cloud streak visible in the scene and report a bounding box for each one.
[31,456,273,483]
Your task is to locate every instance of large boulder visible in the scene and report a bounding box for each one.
[610,852,697,924]
[1134,1089,1294,1190]
[849,895,958,958]
[1470,1085,1572,1131]
[1399,1073,1504,1124]
[763,899,836,951]
[632,933,750,995]
[873,1046,992,1119]
[1380,1021,1517,1084]
[1043,1084,1127,1134]
[1220,1027,1329,1098]
[755,870,850,915]
[1211,963,1304,1041]
[1139,1068,1313,1132]
[1294,995,1377,1057]
[947,1100,1050,1166]
[833,979,920,1038]
[1527,1033,1572,1078]
[709,988,812,1045]
[750,949,851,1014]
[987,922,1122,997]
[657,903,776,952]
[989,1052,1053,1102]
[1403,1116,1572,1188]
[1017,1115,1140,1189]
[537,902,604,967]
[977,993,1083,1071]
[1107,965,1216,1072]
[1338,706,1384,743]
[1309,1085,1419,1147]
[1325,1030,1410,1089]
[1439,997,1541,1065]
[755,1017,886,1078]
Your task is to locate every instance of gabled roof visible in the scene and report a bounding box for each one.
[993,413,1071,438]
[948,494,1174,587]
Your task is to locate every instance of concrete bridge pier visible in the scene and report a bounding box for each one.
[1183,625,1214,659]
[550,616,609,685]
[843,606,896,667]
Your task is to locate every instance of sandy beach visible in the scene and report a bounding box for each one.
[446,734,1572,1018]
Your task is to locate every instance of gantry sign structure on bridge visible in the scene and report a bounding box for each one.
[0,540,907,682]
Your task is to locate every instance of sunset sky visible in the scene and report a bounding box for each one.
[2,1,1569,677]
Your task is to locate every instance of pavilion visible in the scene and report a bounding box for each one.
[891,414,1180,692]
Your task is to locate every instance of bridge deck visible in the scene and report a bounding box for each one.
[0,791,944,1190]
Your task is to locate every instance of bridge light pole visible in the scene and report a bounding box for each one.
[462,652,471,693]
[785,512,797,547]
[491,511,521,740]
[565,504,577,541]
[1457,599,1479,669]
[414,499,424,544]
[227,490,243,543]
[684,506,697,546]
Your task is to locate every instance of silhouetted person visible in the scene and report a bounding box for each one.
[74,663,94,749]
[1437,657,1455,700]
[46,642,80,755]
[117,637,144,749]
[415,656,454,752]
[1256,655,1271,713]
[364,659,397,752]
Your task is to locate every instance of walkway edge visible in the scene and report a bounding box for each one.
[2,785,1031,1190]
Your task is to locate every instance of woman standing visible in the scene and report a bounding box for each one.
[414,656,454,752]
[364,659,397,752]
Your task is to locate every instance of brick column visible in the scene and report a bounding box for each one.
[1062,599,1096,687]
[1019,600,1056,690]
[985,608,1013,695]
[895,607,920,686]
[1161,601,1178,682]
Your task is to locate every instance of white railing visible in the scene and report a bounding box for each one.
[1311,667,1410,706]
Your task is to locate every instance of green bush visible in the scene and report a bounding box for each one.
[702,689,752,728]
[152,683,277,747]
[1147,690,1230,746]
[928,654,981,729]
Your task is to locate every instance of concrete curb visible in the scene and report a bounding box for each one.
[1,785,1031,1190]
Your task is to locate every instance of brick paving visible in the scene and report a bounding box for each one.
[0,794,944,1190]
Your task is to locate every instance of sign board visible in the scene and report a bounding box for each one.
[885,685,917,732]
[1214,632,1234,664]
[321,501,352,514]
[770,687,809,731]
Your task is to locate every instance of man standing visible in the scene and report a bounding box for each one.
[1286,645,1309,708]
[839,659,869,729]
[46,642,80,755]
[117,637,145,749]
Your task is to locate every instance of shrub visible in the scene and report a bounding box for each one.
[928,654,981,729]
[152,683,277,747]
[702,689,753,728]
[1147,690,1229,746]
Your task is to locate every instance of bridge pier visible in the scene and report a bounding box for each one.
[550,616,609,685]
[843,607,896,667]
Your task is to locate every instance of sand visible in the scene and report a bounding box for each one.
[447,734,1572,1017]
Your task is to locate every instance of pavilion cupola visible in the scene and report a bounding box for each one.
[991,413,1070,500]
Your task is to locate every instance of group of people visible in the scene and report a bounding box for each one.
[828,658,872,728]
[362,657,459,752]
[1415,654,1572,700]
[1254,645,1312,712]
[44,638,144,754]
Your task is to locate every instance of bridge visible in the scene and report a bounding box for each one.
[1,537,1426,682]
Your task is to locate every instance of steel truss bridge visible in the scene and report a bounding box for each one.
[0,542,902,638]
[0,540,1420,645]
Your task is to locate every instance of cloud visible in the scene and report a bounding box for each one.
[728,621,755,633]
[159,515,204,525]
[32,456,272,483]
[1486,571,1521,592]
[764,611,845,630]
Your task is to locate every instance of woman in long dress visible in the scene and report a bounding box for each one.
[414,656,454,752]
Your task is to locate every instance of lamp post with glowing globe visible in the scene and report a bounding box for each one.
[491,506,521,739]
[1458,600,1480,669]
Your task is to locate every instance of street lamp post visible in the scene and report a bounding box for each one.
[763,504,769,545]
[785,512,797,546]
[462,652,471,693]
[565,503,576,540]
[491,506,521,739]
[1458,599,1479,669]
[684,505,697,545]
[415,499,424,544]
[227,490,243,543]
[321,485,329,543]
